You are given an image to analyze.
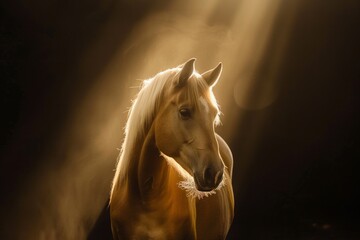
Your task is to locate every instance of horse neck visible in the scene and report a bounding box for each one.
[125,123,171,201]
[118,120,197,233]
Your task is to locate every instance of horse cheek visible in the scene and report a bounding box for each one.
[155,119,178,157]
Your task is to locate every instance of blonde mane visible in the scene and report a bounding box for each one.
[110,66,221,200]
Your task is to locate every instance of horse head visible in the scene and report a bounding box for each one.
[154,58,224,192]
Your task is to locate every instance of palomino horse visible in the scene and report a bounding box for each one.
[110,58,234,240]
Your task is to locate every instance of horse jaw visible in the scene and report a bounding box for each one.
[160,152,226,200]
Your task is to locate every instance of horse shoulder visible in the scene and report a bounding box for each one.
[216,134,233,177]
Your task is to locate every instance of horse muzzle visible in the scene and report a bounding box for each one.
[194,167,224,192]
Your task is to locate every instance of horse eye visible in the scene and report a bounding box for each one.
[179,108,192,120]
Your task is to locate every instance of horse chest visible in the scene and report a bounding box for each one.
[112,195,195,240]
[126,205,194,240]
[132,212,167,239]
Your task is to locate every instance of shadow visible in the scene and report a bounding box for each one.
[88,201,113,240]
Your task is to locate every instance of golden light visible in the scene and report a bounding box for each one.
[14,0,300,239]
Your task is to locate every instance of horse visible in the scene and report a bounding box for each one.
[110,58,234,240]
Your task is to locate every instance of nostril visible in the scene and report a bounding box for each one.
[203,167,213,185]
[203,167,223,187]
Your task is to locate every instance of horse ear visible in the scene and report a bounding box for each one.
[176,58,196,87]
[201,62,223,87]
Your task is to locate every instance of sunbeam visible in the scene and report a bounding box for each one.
[1,0,359,239]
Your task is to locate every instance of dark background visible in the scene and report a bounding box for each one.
[1,0,359,239]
